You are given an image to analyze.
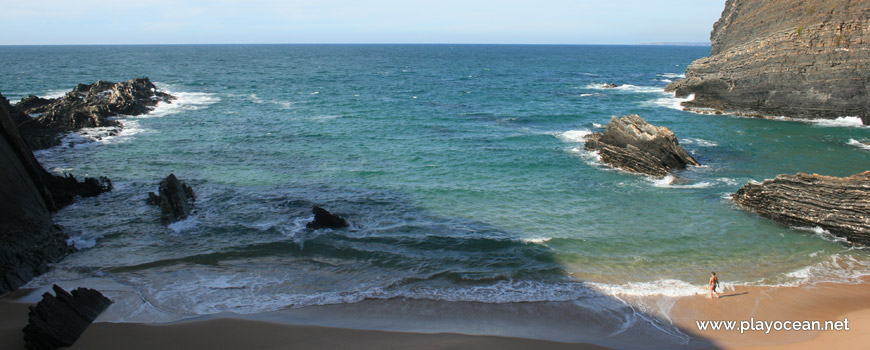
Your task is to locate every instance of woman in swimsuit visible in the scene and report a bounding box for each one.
[709,272,720,299]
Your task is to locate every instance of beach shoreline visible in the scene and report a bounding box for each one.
[3,278,868,349]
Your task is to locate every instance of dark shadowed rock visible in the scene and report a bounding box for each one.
[583,114,700,177]
[44,174,113,210]
[666,0,870,123]
[12,78,176,150]
[307,206,350,229]
[1,97,106,295]
[23,285,112,350]
[732,172,870,246]
[147,174,196,225]
[602,83,618,89]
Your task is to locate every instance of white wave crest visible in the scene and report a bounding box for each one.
[588,279,712,298]
[649,175,713,189]
[168,216,200,234]
[659,73,685,79]
[847,139,870,150]
[680,138,718,147]
[647,92,694,111]
[556,129,593,143]
[147,91,220,118]
[66,236,97,250]
[586,83,662,93]
[808,117,866,128]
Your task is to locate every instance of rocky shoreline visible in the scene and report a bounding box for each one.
[732,172,870,246]
[10,78,175,150]
[0,78,174,295]
[666,0,870,124]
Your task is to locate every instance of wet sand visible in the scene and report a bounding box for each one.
[1,279,868,349]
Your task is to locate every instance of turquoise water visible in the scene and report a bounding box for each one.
[2,45,869,321]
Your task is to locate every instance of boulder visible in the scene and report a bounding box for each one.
[583,114,700,177]
[147,174,196,225]
[732,172,870,246]
[306,206,350,229]
[13,78,176,150]
[22,285,112,350]
[666,0,870,123]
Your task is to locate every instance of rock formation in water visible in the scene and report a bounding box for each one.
[147,174,196,225]
[23,285,112,350]
[0,98,112,295]
[12,78,175,150]
[732,172,870,246]
[583,114,700,178]
[666,0,870,123]
[306,206,350,229]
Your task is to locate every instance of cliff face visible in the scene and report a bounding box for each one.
[667,0,870,123]
[0,98,73,295]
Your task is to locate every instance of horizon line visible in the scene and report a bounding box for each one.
[0,42,711,47]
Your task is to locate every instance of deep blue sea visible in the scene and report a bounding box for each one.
[2,44,869,343]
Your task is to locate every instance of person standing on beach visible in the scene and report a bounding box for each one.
[709,272,720,299]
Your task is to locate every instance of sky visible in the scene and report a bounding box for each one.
[0,0,725,45]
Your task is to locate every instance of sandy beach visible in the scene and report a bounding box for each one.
[1,279,868,349]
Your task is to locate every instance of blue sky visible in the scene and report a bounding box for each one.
[0,0,724,45]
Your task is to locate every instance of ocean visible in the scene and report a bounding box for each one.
[2,44,869,345]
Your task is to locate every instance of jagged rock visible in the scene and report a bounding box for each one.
[306,206,350,229]
[11,78,175,150]
[22,285,112,350]
[583,114,700,177]
[666,0,870,123]
[602,83,618,89]
[732,172,870,246]
[44,174,113,210]
[147,174,196,225]
[0,98,74,295]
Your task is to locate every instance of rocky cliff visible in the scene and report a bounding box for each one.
[732,172,870,246]
[0,95,111,295]
[666,0,870,123]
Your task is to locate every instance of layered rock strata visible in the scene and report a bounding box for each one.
[584,114,700,177]
[666,0,870,123]
[13,78,175,149]
[147,174,196,225]
[23,285,112,350]
[732,172,870,246]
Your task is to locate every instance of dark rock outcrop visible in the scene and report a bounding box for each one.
[666,0,870,123]
[583,114,700,177]
[23,285,112,350]
[306,206,350,229]
[147,174,196,225]
[0,98,111,295]
[602,83,618,89]
[732,172,870,246]
[12,78,175,150]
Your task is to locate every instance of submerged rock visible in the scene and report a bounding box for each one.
[147,174,196,225]
[583,114,700,177]
[666,0,870,123]
[23,285,112,350]
[732,172,870,246]
[306,206,350,229]
[12,78,176,150]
